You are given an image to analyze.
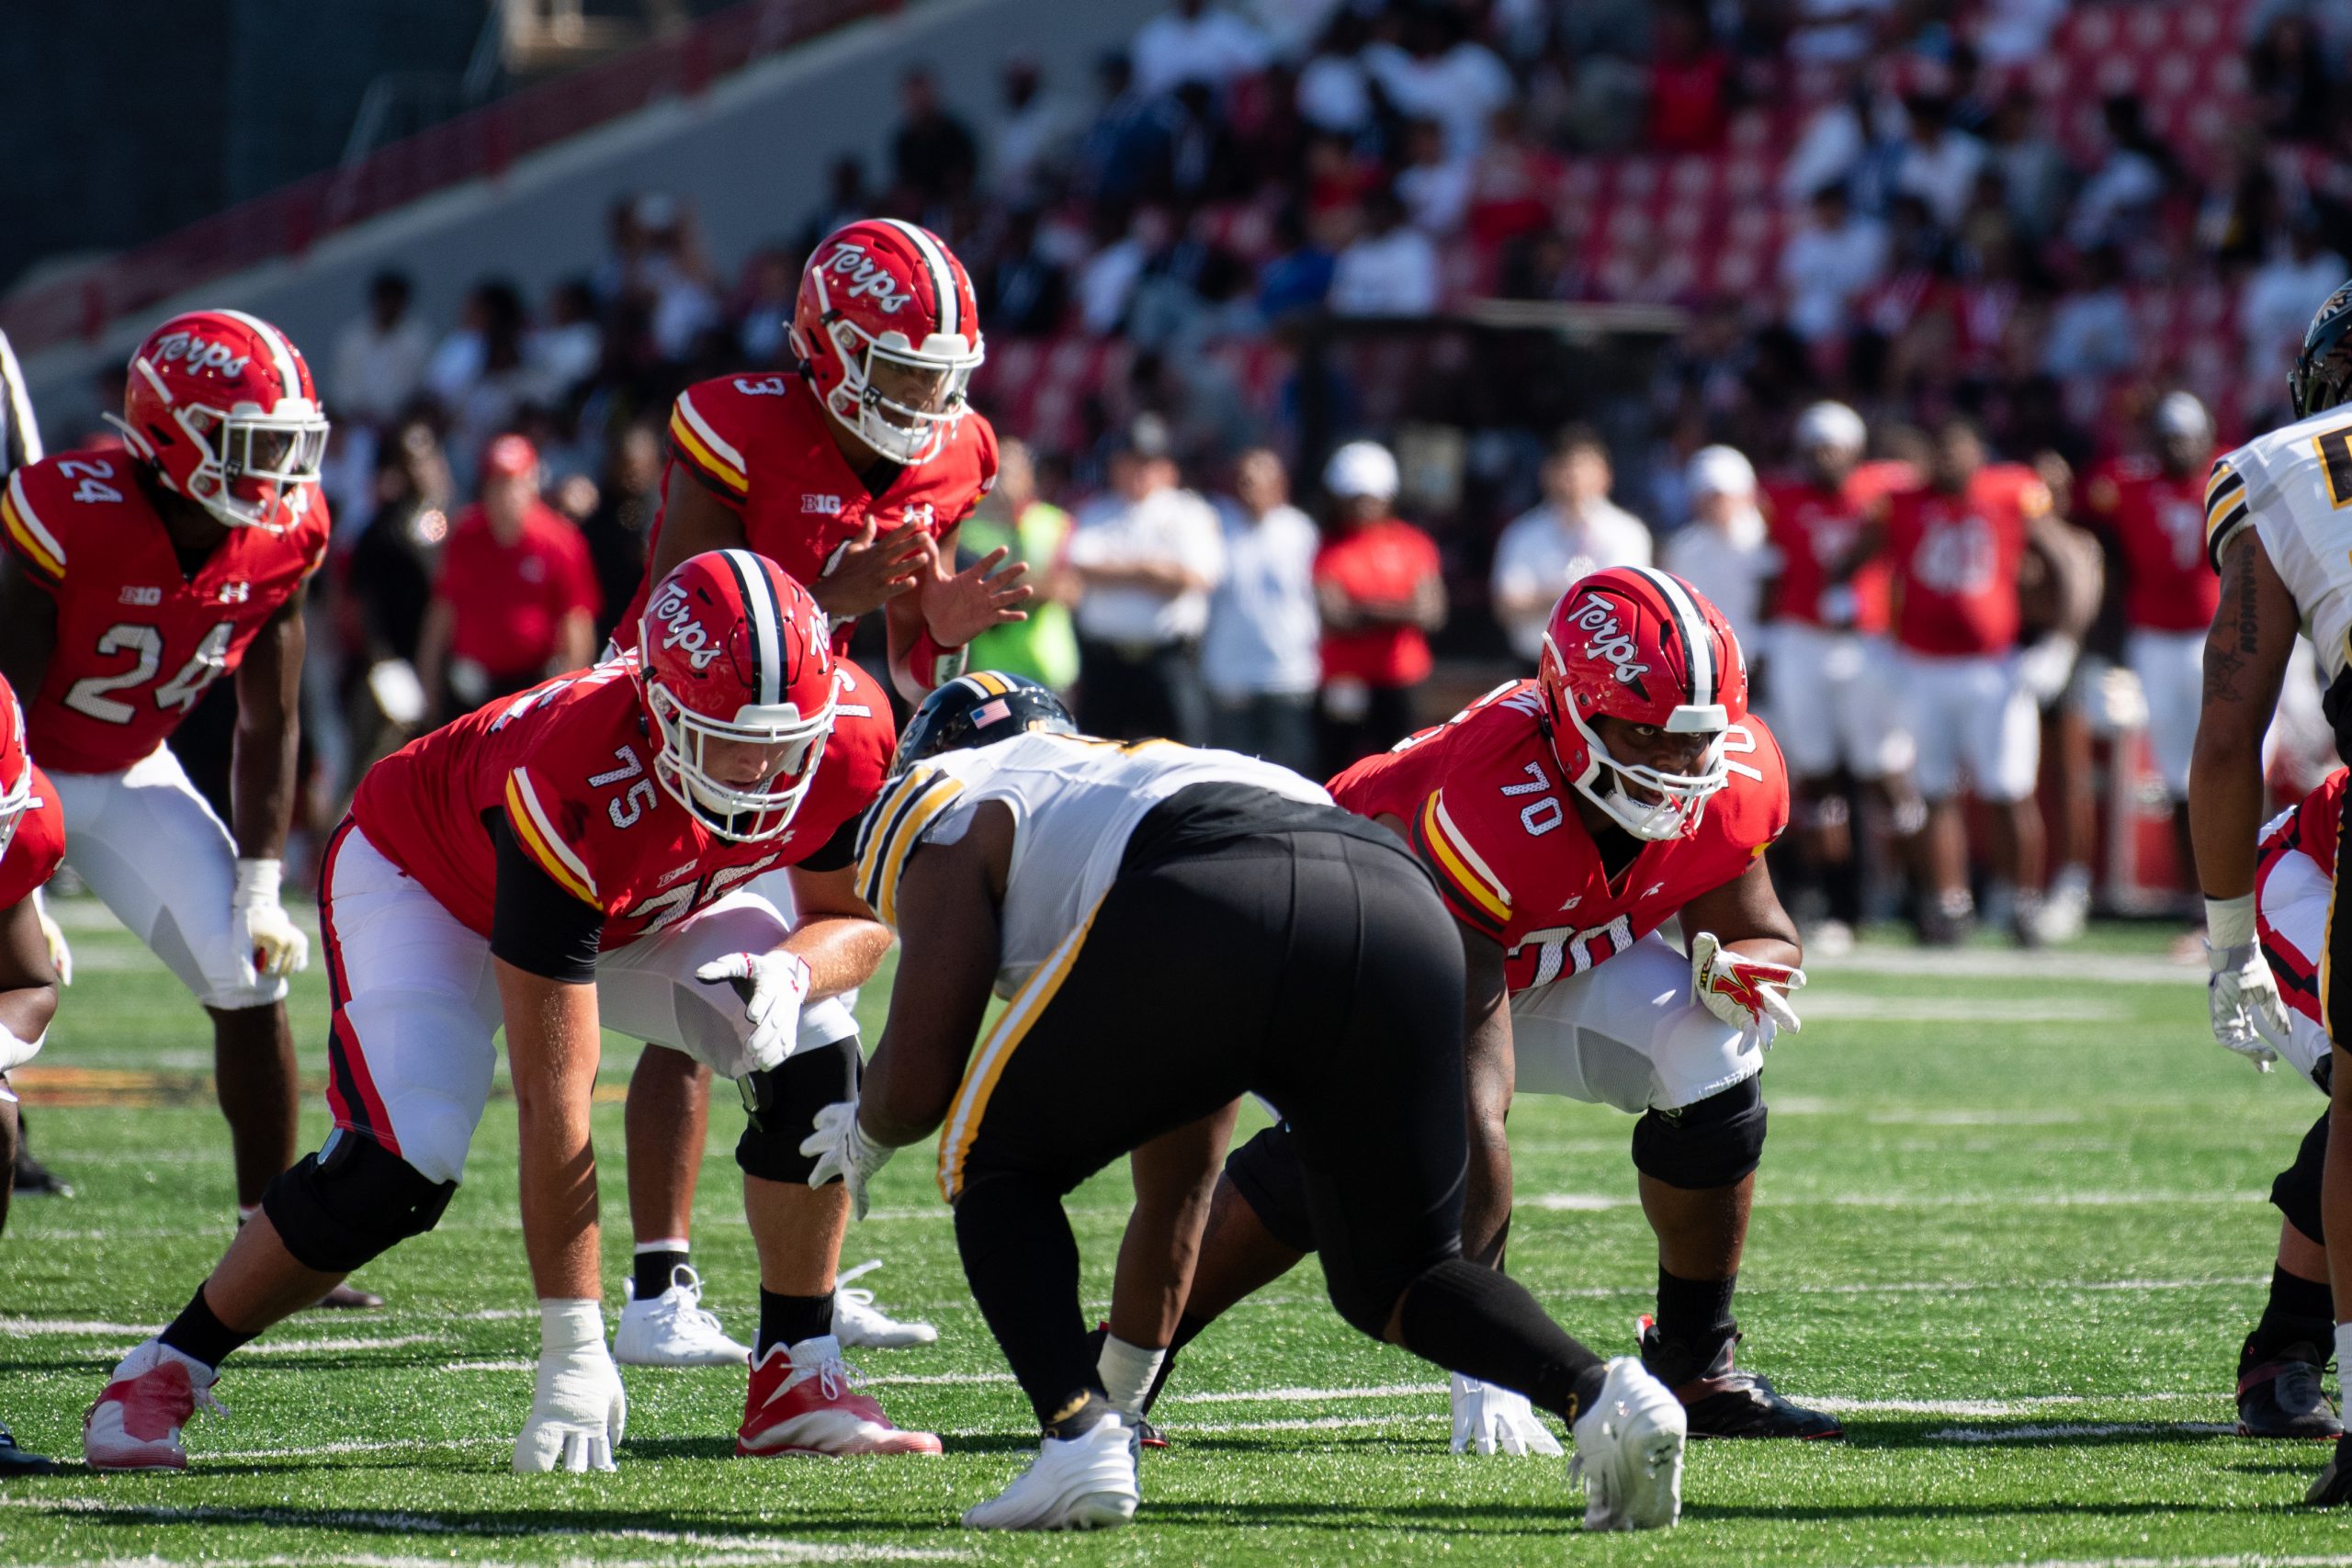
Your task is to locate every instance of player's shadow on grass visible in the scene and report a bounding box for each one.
[1840,1419,2240,1449]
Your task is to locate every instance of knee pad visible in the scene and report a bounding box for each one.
[2274,1110,2331,1247]
[1631,1076,1768,1190]
[1224,1122,1316,1253]
[737,1033,861,1183]
[262,1128,457,1273]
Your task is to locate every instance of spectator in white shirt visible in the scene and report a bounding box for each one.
[1661,446,1775,637]
[1364,9,1512,159]
[1132,0,1272,96]
[332,271,432,429]
[1893,95,1986,231]
[1204,448,1322,771]
[1066,414,1227,742]
[2243,219,2351,386]
[2042,247,2139,379]
[991,57,1070,205]
[1295,9,1374,133]
[1788,0,1893,64]
[1780,185,1889,342]
[1396,118,1472,236]
[1490,427,1653,661]
[1329,188,1441,315]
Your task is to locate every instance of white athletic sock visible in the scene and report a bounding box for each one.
[1098,1333,1166,1419]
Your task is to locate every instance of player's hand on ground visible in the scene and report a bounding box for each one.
[695,950,811,1074]
[1450,1374,1564,1457]
[803,1098,893,1221]
[2206,940,2287,1071]
[1690,931,1805,1033]
[813,519,930,619]
[516,1309,627,1474]
[231,858,309,984]
[922,545,1033,649]
[32,891,69,985]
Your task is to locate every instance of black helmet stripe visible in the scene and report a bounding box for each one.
[718,547,786,706]
[1629,567,1714,707]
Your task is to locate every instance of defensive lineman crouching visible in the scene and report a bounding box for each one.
[804,674,1688,1532]
[85,552,936,1472]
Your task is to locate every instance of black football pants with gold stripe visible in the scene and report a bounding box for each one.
[944,824,1608,1430]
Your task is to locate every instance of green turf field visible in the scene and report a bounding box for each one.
[4,897,2346,1565]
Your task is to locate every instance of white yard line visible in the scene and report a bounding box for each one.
[1524,1190,2267,1212]
[241,1334,447,1356]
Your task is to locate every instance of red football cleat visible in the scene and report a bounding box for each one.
[85,1341,223,1472]
[737,1335,943,1457]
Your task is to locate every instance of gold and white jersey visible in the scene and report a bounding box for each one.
[854,732,1330,997]
[2208,406,2352,678]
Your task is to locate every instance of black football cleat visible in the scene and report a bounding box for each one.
[1133,1417,1167,1450]
[312,1280,385,1311]
[11,1145,73,1199]
[2239,1343,2341,1439]
[2309,1437,2352,1506]
[1639,1318,1843,1440]
[0,1421,59,1476]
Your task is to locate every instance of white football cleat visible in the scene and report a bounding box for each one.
[833,1260,938,1349]
[84,1341,223,1472]
[1569,1357,1687,1531]
[737,1336,942,1457]
[614,1265,750,1367]
[962,1415,1140,1531]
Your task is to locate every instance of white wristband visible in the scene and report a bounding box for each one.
[233,857,284,909]
[538,1297,605,1355]
[2335,1322,2352,1382]
[2205,894,2257,950]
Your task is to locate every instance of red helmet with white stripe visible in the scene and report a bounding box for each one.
[107,310,329,531]
[636,549,838,843]
[1536,566,1748,840]
[790,219,983,466]
[0,677,30,864]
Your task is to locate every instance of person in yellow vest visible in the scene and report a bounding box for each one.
[960,439,1080,692]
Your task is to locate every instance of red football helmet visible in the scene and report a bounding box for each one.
[107,310,329,530]
[1535,566,1748,840]
[790,219,983,465]
[637,548,838,842]
[0,678,31,865]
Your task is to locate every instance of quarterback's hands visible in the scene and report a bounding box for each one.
[230,858,309,986]
[812,519,930,620]
[1690,931,1806,1033]
[695,950,812,1075]
[922,545,1033,649]
[31,889,69,986]
[515,1300,627,1474]
[1450,1374,1565,1457]
[802,1098,894,1221]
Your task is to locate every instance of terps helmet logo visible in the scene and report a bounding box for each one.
[822,243,913,312]
[1566,592,1651,690]
[649,583,723,671]
[150,331,253,379]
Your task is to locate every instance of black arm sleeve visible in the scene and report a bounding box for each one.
[485,811,605,983]
[797,808,865,874]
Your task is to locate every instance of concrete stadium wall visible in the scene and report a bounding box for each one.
[20,0,1162,434]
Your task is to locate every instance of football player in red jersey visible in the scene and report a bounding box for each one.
[0,310,377,1303]
[1757,401,1922,951]
[1843,417,2075,944]
[0,675,67,1475]
[612,220,1026,1360]
[85,551,939,1473]
[1113,568,1838,1446]
[2082,392,2221,906]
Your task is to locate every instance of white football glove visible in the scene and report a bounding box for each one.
[2017,634,2079,705]
[694,949,812,1075]
[515,1299,627,1474]
[802,1098,894,1222]
[230,858,309,986]
[2206,894,2287,1072]
[1690,931,1806,1033]
[1450,1373,1564,1457]
[31,887,69,986]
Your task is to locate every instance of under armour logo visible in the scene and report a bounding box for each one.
[218,581,252,604]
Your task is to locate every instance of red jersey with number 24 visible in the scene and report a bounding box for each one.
[1,448,328,774]
[351,654,893,950]
[616,371,998,658]
[1328,680,1790,992]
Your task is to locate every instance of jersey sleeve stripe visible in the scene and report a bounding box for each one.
[669,392,749,494]
[2204,460,2241,511]
[1406,802,1509,938]
[1414,793,1511,932]
[870,774,967,929]
[2,475,63,578]
[936,896,1102,1201]
[854,765,958,918]
[503,769,602,909]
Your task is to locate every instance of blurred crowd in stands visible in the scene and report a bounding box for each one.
[84,0,2352,941]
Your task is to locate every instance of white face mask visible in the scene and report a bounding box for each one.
[645,682,835,843]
